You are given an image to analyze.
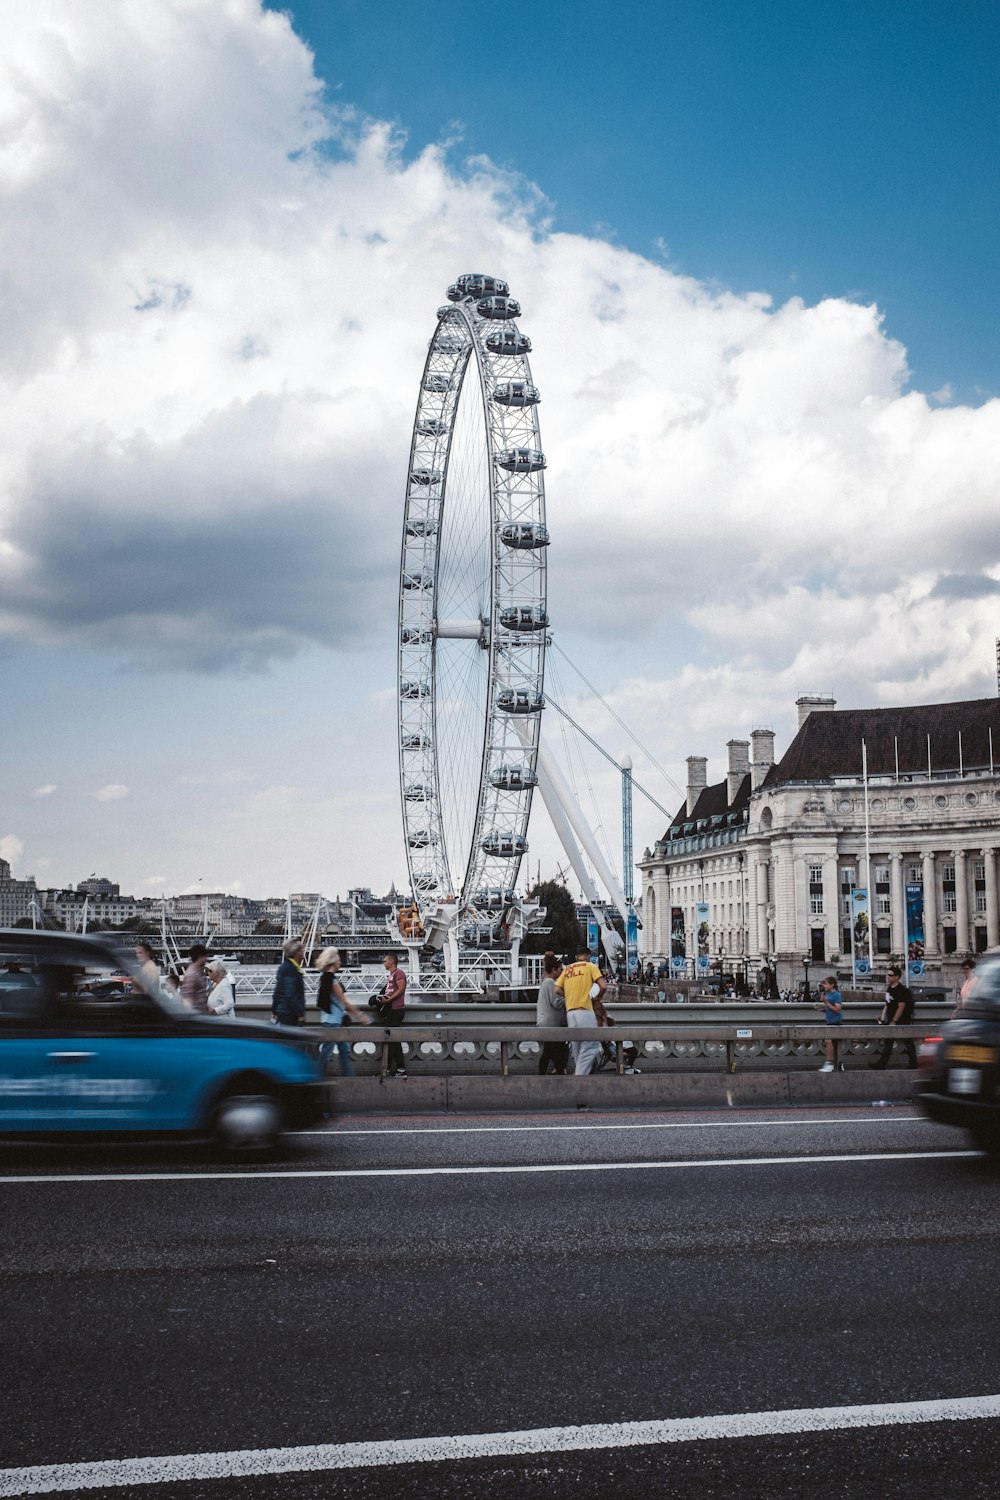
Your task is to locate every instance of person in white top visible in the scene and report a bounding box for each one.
[133,942,161,994]
[205,958,236,1017]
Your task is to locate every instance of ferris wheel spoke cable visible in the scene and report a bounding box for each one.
[551,641,684,800]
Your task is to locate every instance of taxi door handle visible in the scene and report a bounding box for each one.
[47,1051,95,1063]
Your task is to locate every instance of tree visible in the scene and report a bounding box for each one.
[522,881,583,957]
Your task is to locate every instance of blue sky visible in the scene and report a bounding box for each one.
[2,0,999,902]
[275,0,1000,401]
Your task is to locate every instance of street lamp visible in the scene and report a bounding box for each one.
[802,955,811,1003]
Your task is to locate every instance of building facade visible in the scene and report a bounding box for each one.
[640,695,1000,991]
[0,859,38,927]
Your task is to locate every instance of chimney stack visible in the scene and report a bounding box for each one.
[726,739,750,806]
[750,728,776,791]
[685,755,707,817]
[796,694,836,730]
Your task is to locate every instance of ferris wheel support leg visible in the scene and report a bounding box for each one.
[522,736,624,966]
[528,731,631,924]
[446,928,460,989]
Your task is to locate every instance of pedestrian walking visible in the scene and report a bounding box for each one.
[205,958,236,1017]
[869,964,917,1069]
[816,976,844,1071]
[536,951,568,1075]
[133,942,161,994]
[955,958,977,1015]
[380,950,407,1077]
[272,937,306,1026]
[180,944,211,1013]
[555,945,606,1077]
[315,947,370,1075]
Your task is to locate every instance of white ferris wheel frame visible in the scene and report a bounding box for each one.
[398,276,548,910]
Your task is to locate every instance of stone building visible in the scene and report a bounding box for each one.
[0,858,37,927]
[639,694,1000,991]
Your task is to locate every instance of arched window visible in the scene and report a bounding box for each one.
[759,806,773,832]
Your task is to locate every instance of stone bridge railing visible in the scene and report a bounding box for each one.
[306,1023,933,1080]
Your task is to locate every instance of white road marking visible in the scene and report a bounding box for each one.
[296,1114,928,1136]
[0,1149,977,1185]
[2,1393,999,1494]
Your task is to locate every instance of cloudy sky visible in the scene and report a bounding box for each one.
[2,0,999,903]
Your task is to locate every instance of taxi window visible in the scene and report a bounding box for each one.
[0,962,51,1020]
[964,955,1000,1015]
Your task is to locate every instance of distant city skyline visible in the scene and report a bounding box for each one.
[2,1,999,902]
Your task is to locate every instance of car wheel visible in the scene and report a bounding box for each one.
[212,1089,283,1153]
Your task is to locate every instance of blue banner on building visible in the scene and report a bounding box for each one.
[851,888,870,980]
[695,902,710,973]
[906,882,925,978]
[587,915,600,961]
[626,906,639,977]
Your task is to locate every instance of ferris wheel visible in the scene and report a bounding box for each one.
[398,273,549,912]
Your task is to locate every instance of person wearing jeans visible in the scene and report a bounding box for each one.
[556,945,606,1077]
[315,947,369,1076]
[382,951,407,1078]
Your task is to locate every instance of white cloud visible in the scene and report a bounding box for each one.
[31,783,57,797]
[1,0,998,892]
[0,834,25,867]
[94,784,129,802]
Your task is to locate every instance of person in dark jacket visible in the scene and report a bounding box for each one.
[272,938,306,1026]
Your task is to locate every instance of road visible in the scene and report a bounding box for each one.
[1,1105,999,1498]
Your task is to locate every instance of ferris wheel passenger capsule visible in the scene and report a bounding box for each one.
[473,887,518,908]
[401,732,431,750]
[496,686,544,715]
[480,829,528,858]
[423,373,452,393]
[499,604,549,633]
[400,679,431,699]
[435,335,466,354]
[407,829,439,849]
[402,571,432,591]
[410,467,442,487]
[405,518,438,538]
[493,380,540,407]
[448,273,510,301]
[404,783,435,801]
[497,448,545,473]
[400,627,432,645]
[416,417,448,438]
[489,763,539,790]
[499,522,549,550]
[477,295,521,320]
[486,330,532,357]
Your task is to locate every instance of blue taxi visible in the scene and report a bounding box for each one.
[0,930,324,1150]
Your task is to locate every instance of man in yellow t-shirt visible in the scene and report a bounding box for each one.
[555,946,606,1076]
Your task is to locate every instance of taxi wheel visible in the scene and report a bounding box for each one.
[212,1088,283,1154]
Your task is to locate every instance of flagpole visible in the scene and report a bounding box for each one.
[863,739,874,975]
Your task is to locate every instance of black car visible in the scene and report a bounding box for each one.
[916,949,1000,1152]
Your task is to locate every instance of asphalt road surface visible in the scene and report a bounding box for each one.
[2,1105,999,1499]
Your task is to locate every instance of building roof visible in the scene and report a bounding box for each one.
[665,772,751,836]
[765,697,1000,786]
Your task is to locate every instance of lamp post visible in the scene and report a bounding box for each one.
[802,955,811,1003]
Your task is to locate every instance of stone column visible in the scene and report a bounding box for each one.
[954,849,969,952]
[890,852,906,956]
[984,848,999,948]
[921,850,938,956]
[756,859,770,955]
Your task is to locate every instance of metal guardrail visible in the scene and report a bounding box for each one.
[307,1023,931,1081]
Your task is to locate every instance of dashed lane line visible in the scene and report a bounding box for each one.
[0,1148,978,1184]
[2,1394,1000,1494]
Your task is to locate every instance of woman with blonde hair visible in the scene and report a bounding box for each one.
[315,948,370,1075]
